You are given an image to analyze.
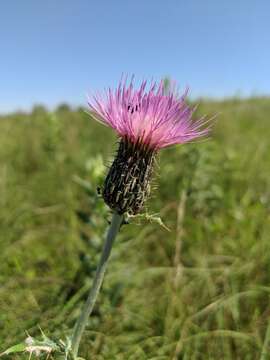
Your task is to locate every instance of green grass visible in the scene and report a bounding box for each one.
[0,98,270,359]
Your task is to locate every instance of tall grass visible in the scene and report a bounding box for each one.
[0,98,270,359]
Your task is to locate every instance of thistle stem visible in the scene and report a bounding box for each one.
[71,212,123,358]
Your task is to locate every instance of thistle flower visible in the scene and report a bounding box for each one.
[88,78,211,215]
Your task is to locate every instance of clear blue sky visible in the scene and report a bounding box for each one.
[1,0,269,112]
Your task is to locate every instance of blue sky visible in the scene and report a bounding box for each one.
[0,0,269,112]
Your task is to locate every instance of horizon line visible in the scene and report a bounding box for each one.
[1,93,270,116]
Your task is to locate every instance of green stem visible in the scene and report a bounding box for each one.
[71,212,123,358]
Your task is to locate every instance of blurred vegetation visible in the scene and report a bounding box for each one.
[0,98,270,359]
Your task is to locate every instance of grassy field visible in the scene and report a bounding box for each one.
[0,98,270,359]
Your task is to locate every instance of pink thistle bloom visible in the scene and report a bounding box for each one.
[88,77,211,151]
[88,77,212,215]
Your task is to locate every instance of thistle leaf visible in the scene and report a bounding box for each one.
[128,212,170,231]
[0,342,26,356]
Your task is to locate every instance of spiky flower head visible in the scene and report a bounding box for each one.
[88,77,211,215]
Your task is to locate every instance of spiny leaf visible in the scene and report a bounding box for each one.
[0,335,61,358]
[127,212,170,231]
[0,342,26,356]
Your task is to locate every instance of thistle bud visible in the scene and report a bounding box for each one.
[102,138,156,214]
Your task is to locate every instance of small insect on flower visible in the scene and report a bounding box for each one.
[88,77,212,215]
